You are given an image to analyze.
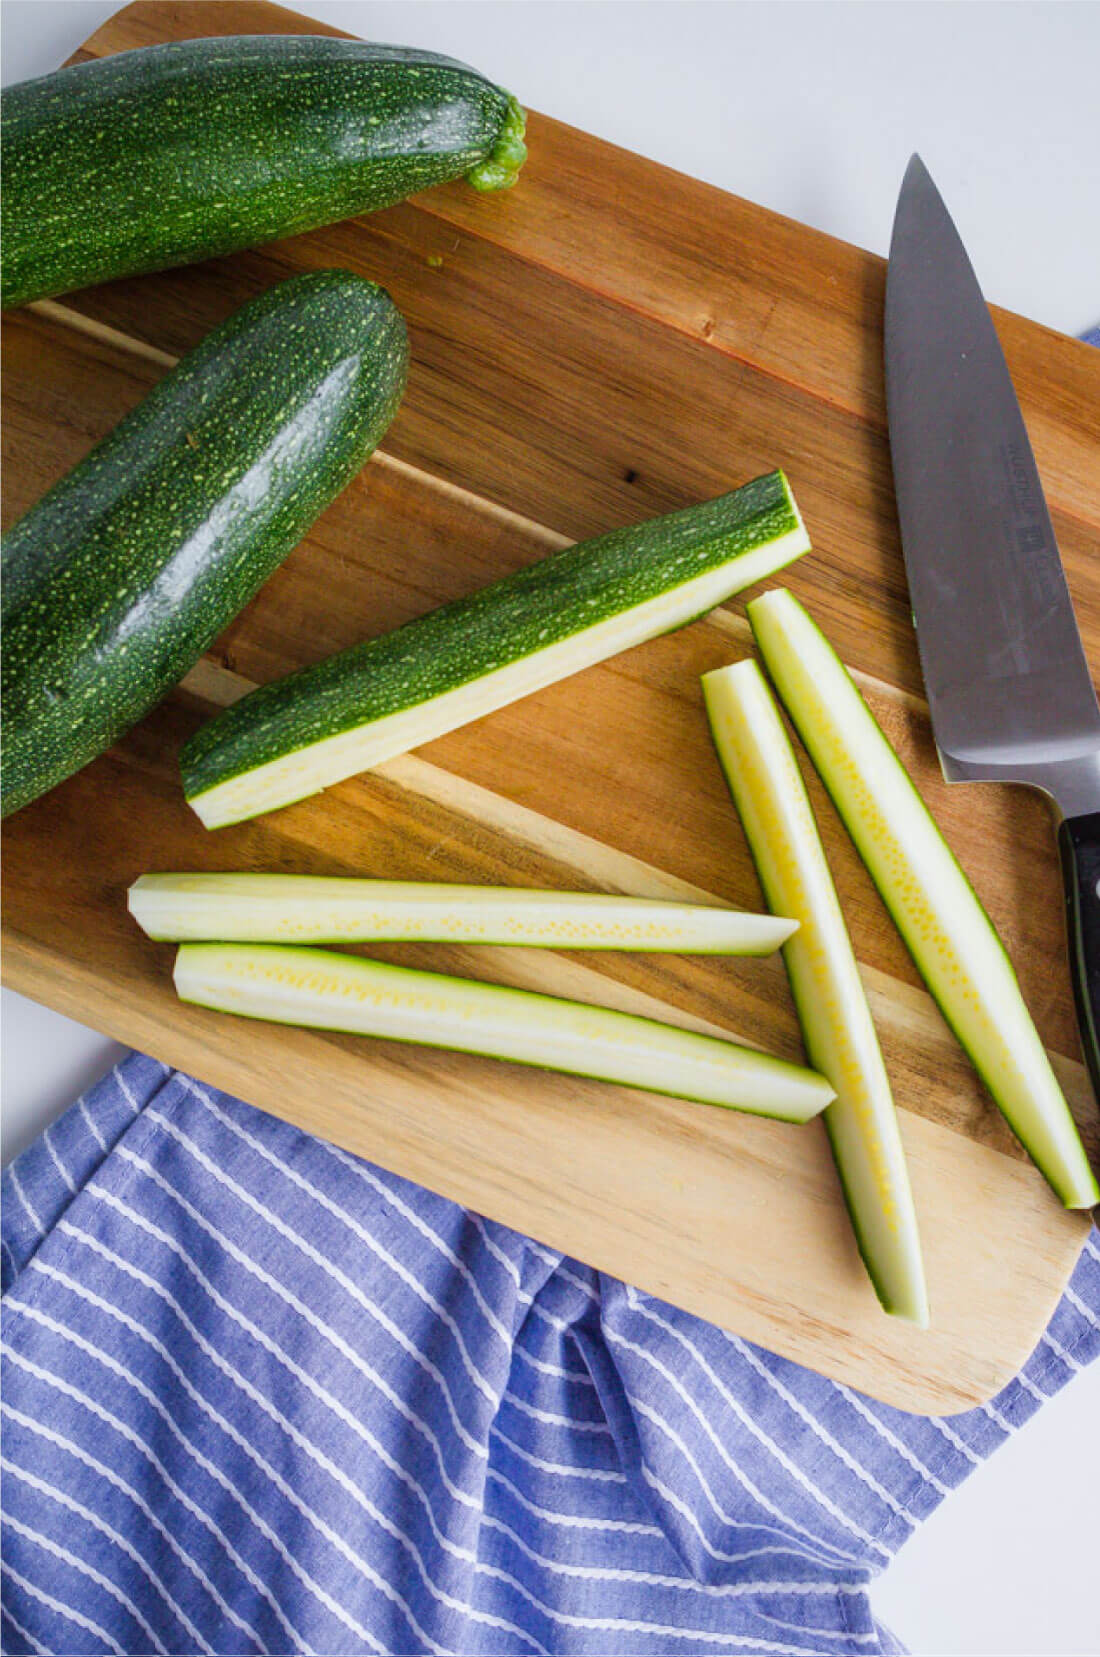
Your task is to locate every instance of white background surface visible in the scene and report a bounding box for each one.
[3,4,1099,1652]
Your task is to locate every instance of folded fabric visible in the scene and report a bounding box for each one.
[2,1053,1098,1657]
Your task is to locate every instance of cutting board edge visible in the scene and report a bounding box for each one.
[4,931,1087,1418]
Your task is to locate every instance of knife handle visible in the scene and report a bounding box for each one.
[1059,811,1100,1104]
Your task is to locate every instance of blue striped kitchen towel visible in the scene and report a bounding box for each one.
[2,1051,1099,1656]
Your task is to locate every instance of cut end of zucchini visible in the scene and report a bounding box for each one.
[173,941,834,1122]
[466,95,527,190]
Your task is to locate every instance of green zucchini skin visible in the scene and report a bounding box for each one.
[0,35,527,308]
[180,471,810,824]
[1,270,408,818]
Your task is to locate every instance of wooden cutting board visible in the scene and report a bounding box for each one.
[4,0,1098,1413]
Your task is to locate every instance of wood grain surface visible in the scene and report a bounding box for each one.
[3,0,1098,1411]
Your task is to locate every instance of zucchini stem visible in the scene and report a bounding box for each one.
[467,95,527,191]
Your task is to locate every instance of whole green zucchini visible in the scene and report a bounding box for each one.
[1,269,408,817]
[0,35,527,308]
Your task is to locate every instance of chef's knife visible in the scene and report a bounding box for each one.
[884,153,1100,1104]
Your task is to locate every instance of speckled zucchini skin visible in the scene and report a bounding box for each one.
[1,270,408,817]
[180,472,801,804]
[1,35,527,308]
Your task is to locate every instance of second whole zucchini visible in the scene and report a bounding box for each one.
[2,270,408,817]
[1,35,527,308]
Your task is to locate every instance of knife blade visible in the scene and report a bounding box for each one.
[884,153,1100,1103]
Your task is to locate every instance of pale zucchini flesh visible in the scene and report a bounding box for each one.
[749,588,1099,1210]
[129,873,797,954]
[174,943,835,1122]
[703,659,928,1323]
[182,471,810,828]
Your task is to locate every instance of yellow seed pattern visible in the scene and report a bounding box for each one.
[130,875,790,953]
[748,591,1097,1207]
[175,943,833,1121]
[703,660,924,1318]
[748,596,1093,1206]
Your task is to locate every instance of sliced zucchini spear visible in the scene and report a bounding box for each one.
[173,943,835,1123]
[749,588,1098,1210]
[703,658,928,1323]
[129,873,797,954]
[181,471,811,829]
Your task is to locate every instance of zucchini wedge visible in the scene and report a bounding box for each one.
[749,588,1099,1210]
[703,659,928,1323]
[173,943,835,1122]
[182,470,811,828]
[129,873,797,954]
[2,36,526,308]
[2,271,407,818]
